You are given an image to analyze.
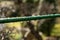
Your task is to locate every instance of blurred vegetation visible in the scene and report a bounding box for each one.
[0,0,60,40]
[0,27,22,40]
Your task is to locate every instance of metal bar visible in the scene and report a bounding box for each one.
[0,14,60,23]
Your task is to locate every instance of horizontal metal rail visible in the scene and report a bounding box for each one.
[0,14,60,23]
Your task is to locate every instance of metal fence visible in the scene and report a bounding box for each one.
[0,14,60,23]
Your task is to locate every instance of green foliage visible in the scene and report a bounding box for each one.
[0,27,23,40]
[51,24,60,36]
